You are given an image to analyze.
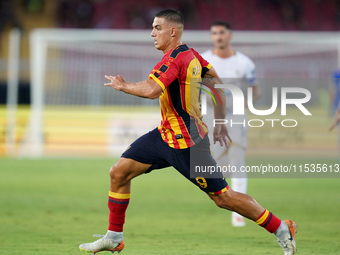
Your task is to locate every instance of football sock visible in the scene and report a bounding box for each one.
[255,209,281,233]
[105,230,123,242]
[108,191,130,233]
[274,221,289,240]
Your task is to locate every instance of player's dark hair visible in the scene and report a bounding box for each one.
[155,9,184,26]
[211,20,232,30]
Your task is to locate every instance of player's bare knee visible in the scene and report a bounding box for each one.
[109,164,118,180]
[213,192,236,211]
[215,199,234,210]
[214,198,225,209]
[109,164,129,185]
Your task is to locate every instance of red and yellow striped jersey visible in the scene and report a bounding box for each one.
[149,44,212,149]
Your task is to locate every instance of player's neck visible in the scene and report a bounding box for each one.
[162,40,183,54]
[213,45,235,59]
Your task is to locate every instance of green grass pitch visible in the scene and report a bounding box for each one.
[1,157,340,255]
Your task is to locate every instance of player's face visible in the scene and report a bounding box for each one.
[151,17,172,51]
[210,25,232,49]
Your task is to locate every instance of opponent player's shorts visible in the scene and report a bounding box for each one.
[121,128,228,194]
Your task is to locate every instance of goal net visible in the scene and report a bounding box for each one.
[8,29,340,158]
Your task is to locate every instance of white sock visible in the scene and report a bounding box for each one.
[105,230,123,242]
[274,221,289,240]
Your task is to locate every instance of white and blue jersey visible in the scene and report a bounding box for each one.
[201,50,257,149]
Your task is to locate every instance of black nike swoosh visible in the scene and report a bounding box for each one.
[288,232,293,241]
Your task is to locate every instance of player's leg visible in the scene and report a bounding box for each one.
[209,188,263,220]
[208,190,297,255]
[79,158,151,253]
[107,158,152,237]
[209,112,249,226]
[80,128,171,253]
[222,144,248,226]
[182,135,297,255]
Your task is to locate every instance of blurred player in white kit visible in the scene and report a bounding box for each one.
[201,21,261,227]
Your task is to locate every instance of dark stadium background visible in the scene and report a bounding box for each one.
[1,0,340,104]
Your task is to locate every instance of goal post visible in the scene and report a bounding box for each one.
[14,29,340,158]
[5,28,21,157]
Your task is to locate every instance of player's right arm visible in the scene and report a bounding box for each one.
[104,75,162,99]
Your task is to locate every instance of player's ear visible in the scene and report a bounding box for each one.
[170,27,176,37]
[228,30,233,40]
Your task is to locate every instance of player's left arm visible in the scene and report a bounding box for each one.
[204,67,226,119]
[104,75,162,99]
[193,49,231,147]
[204,66,232,147]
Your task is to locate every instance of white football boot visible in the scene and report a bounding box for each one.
[79,234,124,254]
[277,220,297,255]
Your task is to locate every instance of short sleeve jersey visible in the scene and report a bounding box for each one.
[149,44,212,149]
[201,50,256,85]
[201,50,257,113]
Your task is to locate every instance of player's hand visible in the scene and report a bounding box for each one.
[213,124,232,148]
[104,75,126,91]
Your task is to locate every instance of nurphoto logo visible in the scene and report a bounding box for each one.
[200,84,312,128]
